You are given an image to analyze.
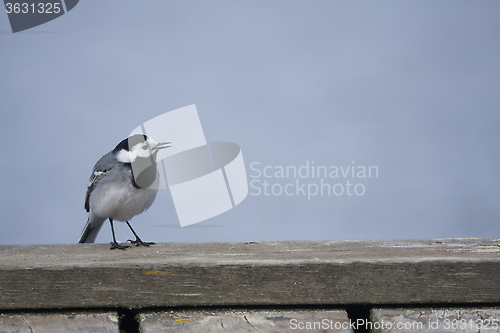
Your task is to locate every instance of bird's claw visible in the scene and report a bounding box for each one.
[127,239,156,247]
[110,241,131,250]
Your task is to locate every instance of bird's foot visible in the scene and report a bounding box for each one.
[110,241,131,250]
[127,238,156,247]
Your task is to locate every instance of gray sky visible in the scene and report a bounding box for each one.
[1,1,499,245]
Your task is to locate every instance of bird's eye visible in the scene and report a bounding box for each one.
[142,145,148,150]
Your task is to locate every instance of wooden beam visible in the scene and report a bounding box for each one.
[0,312,119,333]
[1,239,500,310]
[371,308,500,333]
[139,309,351,333]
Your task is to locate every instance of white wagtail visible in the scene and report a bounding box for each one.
[79,134,171,250]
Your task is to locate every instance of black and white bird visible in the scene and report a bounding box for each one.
[79,134,171,249]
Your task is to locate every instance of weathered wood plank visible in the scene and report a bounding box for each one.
[1,239,500,309]
[139,309,351,333]
[371,308,500,333]
[0,312,119,333]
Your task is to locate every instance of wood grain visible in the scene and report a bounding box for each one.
[1,239,500,310]
[371,308,500,333]
[140,309,351,333]
[0,312,119,333]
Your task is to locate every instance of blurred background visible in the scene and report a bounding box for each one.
[1,0,499,245]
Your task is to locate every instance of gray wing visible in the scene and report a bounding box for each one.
[84,152,115,212]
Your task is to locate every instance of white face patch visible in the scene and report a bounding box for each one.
[116,149,135,163]
[131,142,154,158]
[116,140,157,163]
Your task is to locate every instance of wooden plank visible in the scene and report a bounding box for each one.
[371,308,500,333]
[139,309,351,333]
[1,239,500,309]
[0,312,119,333]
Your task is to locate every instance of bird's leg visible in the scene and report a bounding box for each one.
[126,221,155,247]
[109,219,130,250]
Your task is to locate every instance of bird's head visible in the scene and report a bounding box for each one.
[114,134,171,163]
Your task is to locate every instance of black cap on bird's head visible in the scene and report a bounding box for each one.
[113,134,148,152]
[113,134,172,158]
[113,134,172,189]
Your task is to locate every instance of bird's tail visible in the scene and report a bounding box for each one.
[78,214,106,243]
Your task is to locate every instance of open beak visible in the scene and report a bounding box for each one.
[155,141,172,151]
